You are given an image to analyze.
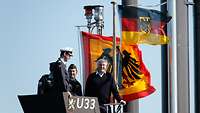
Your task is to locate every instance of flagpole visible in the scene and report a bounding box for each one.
[75,26,84,93]
[111,1,117,84]
[160,0,169,113]
[121,0,139,113]
[168,0,190,113]
[194,0,200,112]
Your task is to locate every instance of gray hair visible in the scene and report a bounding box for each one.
[96,59,108,65]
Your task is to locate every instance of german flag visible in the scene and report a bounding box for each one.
[81,32,155,102]
[118,5,171,45]
[118,43,155,101]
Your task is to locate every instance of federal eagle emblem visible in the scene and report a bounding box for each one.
[96,47,142,88]
[139,16,151,33]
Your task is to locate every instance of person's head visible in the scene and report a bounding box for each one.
[96,59,108,73]
[60,47,73,62]
[68,64,78,79]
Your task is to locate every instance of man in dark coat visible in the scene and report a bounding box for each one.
[50,47,73,95]
[38,47,73,95]
[37,74,54,95]
[85,59,126,113]
[68,64,82,96]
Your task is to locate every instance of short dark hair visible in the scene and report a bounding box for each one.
[60,51,65,57]
[68,64,77,71]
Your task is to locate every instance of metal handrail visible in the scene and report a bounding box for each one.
[103,103,124,113]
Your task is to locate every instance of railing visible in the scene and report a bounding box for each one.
[104,103,124,113]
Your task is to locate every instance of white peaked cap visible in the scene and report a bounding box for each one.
[60,47,73,55]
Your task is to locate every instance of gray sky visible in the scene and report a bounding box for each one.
[0,0,162,113]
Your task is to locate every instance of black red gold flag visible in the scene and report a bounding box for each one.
[118,5,171,45]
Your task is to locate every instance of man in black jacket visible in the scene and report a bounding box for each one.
[50,47,73,95]
[68,64,82,96]
[85,59,126,113]
[38,47,73,95]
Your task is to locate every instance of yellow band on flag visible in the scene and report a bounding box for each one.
[122,31,169,45]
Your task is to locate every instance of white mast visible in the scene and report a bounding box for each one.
[168,0,190,113]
